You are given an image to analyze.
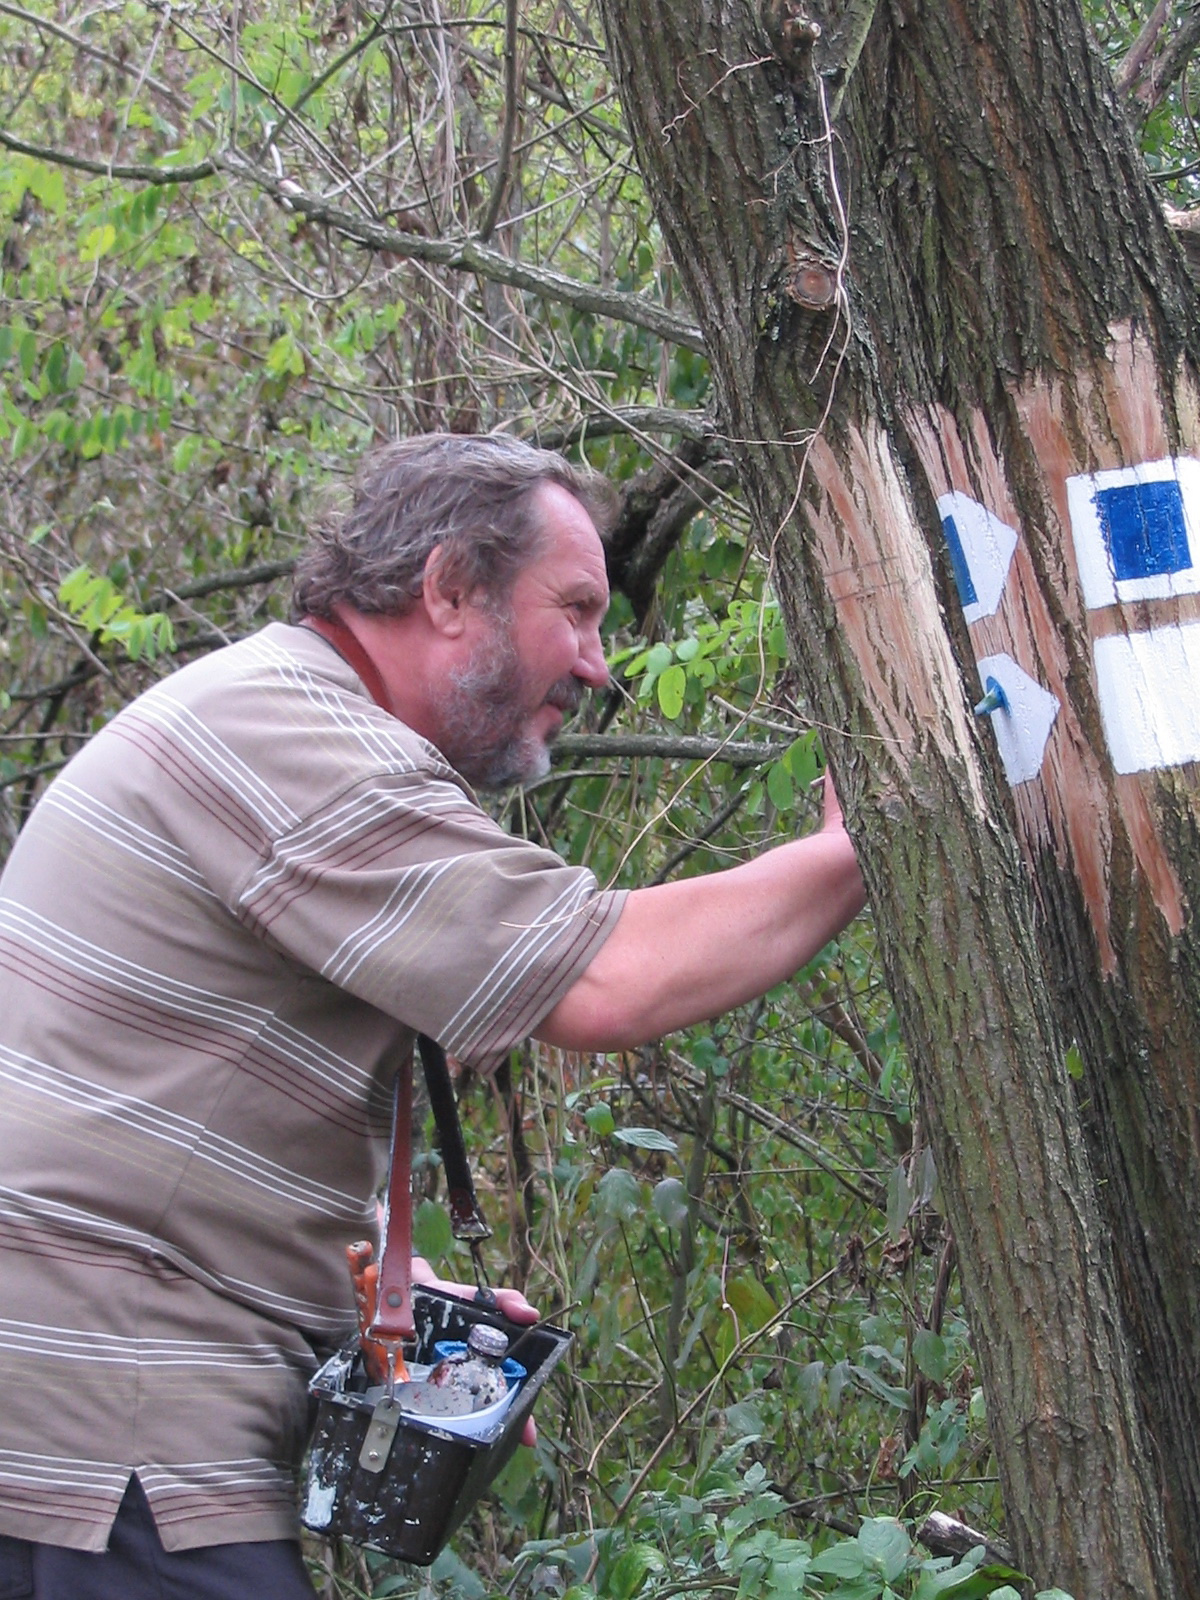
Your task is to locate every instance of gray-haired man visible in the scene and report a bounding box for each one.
[0,434,863,1598]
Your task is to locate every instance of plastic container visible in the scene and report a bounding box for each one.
[302,1285,572,1563]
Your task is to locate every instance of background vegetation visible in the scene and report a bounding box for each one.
[2,1,1196,1595]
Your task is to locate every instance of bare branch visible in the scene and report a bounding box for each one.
[0,1,190,110]
[151,559,298,606]
[553,732,787,765]
[477,0,521,242]
[1118,0,1200,113]
[0,121,703,351]
[0,126,215,184]
[217,154,706,349]
[1113,0,1170,96]
[533,406,711,448]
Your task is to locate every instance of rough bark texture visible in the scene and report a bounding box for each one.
[599,0,1200,1594]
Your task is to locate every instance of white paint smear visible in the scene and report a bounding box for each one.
[1094,624,1200,773]
[304,1478,337,1529]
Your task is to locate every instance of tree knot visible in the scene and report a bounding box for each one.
[762,0,822,73]
[785,241,839,309]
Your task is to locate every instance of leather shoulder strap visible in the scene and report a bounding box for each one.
[418,1035,492,1242]
[367,1046,415,1344]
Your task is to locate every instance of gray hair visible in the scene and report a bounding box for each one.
[292,433,616,619]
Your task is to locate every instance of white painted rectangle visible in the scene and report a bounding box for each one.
[1094,624,1200,773]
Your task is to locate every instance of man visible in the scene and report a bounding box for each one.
[0,434,864,1597]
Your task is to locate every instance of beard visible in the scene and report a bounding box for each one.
[431,613,583,791]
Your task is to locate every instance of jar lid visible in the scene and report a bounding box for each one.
[466,1323,509,1360]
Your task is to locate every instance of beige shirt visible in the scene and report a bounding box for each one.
[0,623,623,1552]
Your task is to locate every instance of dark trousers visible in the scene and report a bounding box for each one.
[0,1477,318,1599]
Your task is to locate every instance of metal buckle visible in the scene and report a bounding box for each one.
[358,1395,402,1474]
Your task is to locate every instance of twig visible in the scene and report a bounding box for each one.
[477,0,521,242]
[0,1,189,109]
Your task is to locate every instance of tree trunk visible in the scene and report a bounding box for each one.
[599,0,1200,1593]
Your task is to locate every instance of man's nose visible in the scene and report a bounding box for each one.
[575,626,610,691]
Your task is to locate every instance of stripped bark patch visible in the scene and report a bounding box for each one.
[807,424,985,806]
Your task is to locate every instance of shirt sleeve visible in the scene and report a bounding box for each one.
[234,767,626,1067]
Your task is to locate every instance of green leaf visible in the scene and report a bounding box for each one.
[44,343,67,394]
[766,760,794,811]
[912,1328,949,1383]
[851,1364,912,1409]
[656,663,686,719]
[651,1176,690,1228]
[613,1126,678,1152]
[857,1518,910,1583]
[609,1542,664,1600]
[784,732,821,788]
[1065,1044,1083,1081]
[723,1273,778,1334]
[808,1540,867,1579]
[411,1198,452,1262]
[79,223,117,262]
[266,330,305,378]
[886,1161,911,1239]
[584,1103,615,1138]
[594,1166,640,1222]
[427,1547,487,1599]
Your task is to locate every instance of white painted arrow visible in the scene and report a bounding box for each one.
[938,491,1018,623]
[976,653,1060,786]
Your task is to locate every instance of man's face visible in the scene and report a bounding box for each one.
[432,483,611,790]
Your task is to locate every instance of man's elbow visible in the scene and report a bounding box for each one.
[533,976,646,1053]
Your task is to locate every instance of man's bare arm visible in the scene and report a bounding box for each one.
[536,785,865,1052]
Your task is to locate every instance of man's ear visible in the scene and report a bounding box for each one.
[422,546,468,637]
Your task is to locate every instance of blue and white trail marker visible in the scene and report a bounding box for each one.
[975,654,1061,787]
[937,491,1019,623]
[1067,456,1200,609]
[1068,455,1200,772]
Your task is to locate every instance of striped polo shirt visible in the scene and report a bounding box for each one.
[0,622,624,1552]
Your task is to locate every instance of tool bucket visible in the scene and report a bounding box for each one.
[302,1284,572,1564]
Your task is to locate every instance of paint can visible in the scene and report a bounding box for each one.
[302,1284,572,1564]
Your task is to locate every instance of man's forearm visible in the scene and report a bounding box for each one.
[536,826,865,1051]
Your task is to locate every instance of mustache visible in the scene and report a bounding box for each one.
[545,676,585,715]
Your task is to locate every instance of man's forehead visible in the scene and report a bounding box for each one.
[529,484,611,600]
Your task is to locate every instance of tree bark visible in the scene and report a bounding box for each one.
[599,0,1200,1593]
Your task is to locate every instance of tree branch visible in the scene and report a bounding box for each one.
[0,127,215,184]
[1113,0,1170,96]
[215,154,705,350]
[553,732,787,765]
[605,438,738,623]
[0,129,705,350]
[533,406,711,448]
[1118,0,1200,113]
[477,0,521,242]
[0,1,190,110]
[150,559,297,606]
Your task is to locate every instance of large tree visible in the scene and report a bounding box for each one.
[598,0,1200,1594]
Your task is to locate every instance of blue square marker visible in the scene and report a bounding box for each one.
[941,514,978,608]
[1097,478,1191,582]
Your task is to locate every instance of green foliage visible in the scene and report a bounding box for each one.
[58,566,175,660]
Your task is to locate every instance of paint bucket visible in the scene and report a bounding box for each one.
[302,1284,572,1563]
